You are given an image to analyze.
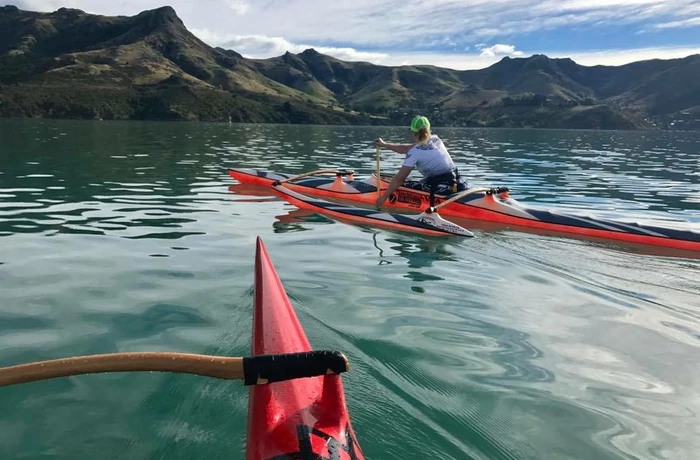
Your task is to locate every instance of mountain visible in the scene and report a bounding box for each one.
[251,49,700,129]
[1,4,699,130]
[0,5,359,123]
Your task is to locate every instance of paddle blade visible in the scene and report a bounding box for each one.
[416,213,474,237]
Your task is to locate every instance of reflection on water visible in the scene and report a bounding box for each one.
[0,119,699,460]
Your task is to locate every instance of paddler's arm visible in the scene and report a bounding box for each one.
[376,166,413,207]
[375,138,414,155]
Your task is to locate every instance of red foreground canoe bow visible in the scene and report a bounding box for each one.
[247,237,365,459]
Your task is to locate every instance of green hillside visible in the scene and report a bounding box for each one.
[1,4,699,129]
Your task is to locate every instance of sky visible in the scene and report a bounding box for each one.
[5,0,700,69]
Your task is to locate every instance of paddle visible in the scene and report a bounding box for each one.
[375,145,381,203]
[0,350,349,387]
[275,169,354,185]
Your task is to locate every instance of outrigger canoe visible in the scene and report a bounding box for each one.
[228,168,700,251]
[248,237,365,459]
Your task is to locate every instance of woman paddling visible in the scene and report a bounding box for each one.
[374,115,467,207]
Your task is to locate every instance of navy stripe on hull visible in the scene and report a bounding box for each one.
[514,208,699,242]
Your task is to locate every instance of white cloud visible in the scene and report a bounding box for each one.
[478,44,525,58]
[376,46,700,70]
[5,0,700,69]
[228,1,249,16]
[311,47,389,63]
[552,45,700,66]
[536,0,662,14]
[380,52,510,70]
[654,16,700,29]
[217,0,700,45]
[12,0,83,11]
[191,29,389,63]
[7,0,700,46]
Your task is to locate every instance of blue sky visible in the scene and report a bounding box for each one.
[6,0,700,69]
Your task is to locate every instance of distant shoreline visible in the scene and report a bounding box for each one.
[3,117,692,134]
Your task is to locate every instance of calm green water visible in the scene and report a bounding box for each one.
[1,119,699,460]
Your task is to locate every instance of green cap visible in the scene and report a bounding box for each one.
[410,115,430,132]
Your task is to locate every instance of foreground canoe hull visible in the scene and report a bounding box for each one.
[247,237,364,460]
[229,168,700,251]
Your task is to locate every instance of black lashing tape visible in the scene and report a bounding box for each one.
[242,351,348,385]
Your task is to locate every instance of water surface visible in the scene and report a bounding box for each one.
[1,119,699,459]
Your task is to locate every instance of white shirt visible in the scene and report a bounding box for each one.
[403,135,455,178]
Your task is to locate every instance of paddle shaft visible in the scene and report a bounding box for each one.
[375,146,381,201]
[0,351,349,387]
